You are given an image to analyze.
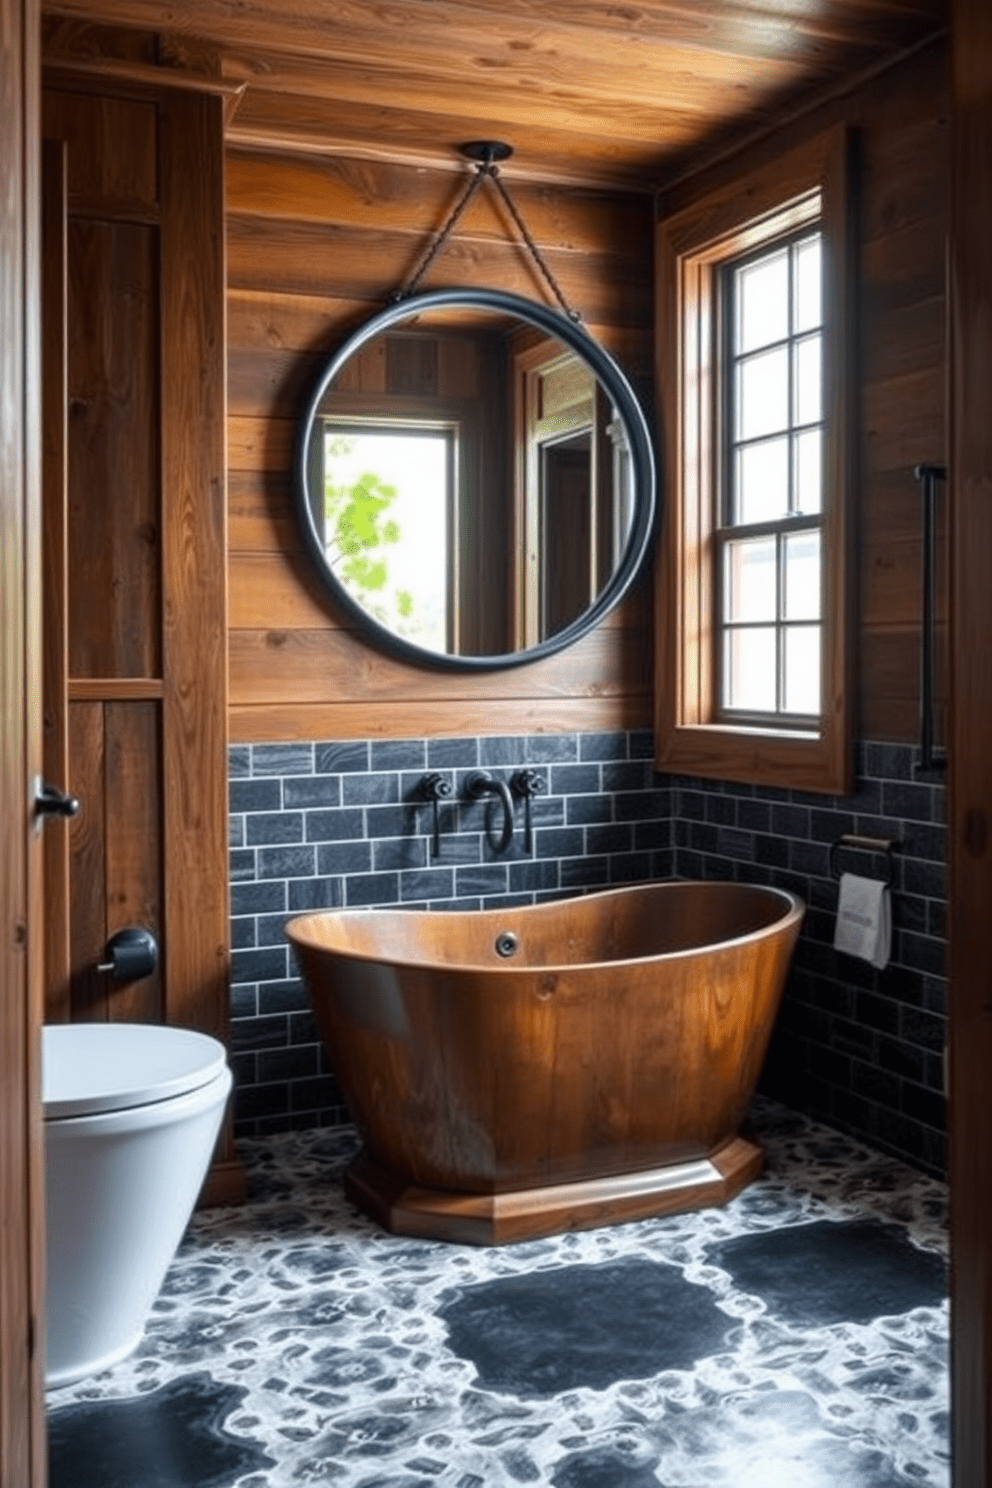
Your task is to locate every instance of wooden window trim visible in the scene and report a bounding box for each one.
[655,126,855,794]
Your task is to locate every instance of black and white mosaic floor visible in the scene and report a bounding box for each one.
[47,1100,949,1488]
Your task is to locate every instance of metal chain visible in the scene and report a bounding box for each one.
[488,165,581,323]
[393,159,582,323]
[392,166,489,302]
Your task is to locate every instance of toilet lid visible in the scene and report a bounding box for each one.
[43,1023,228,1119]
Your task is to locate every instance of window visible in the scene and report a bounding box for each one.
[319,419,457,654]
[656,128,854,794]
[719,230,823,723]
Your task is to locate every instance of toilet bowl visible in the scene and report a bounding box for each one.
[43,1022,232,1389]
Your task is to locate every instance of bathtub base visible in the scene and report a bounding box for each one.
[344,1133,764,1246]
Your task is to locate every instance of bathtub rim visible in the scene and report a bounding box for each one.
[285,878,805,975]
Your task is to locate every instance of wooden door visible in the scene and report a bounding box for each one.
[0,1,46,1483]
[41,78,242,1204]
[949,0,992,1477]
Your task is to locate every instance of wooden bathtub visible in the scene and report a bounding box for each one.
[287,881,804,1244]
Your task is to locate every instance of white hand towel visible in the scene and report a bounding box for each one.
[834,872,891,970]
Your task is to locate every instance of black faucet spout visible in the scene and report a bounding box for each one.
[464,770,515,855]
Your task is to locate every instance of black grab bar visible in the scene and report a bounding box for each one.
[915,462,947,776]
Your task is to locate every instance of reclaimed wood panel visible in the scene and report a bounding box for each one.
[103,701,162,1024]
[65,213,160,679]
[41,0,947,194]
[66,701,107,1020]
[230,696,654,745]
[226,215,653,326]
[159,87,229,1034]
[227,148,652,247]
[229,623,651,705]
[41,86,157,206]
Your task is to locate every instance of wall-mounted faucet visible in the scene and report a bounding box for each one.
[464,770,515,855]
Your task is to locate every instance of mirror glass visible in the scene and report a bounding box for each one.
[295,289,656,670]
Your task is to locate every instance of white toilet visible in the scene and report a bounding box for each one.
[43,1022,233,1389]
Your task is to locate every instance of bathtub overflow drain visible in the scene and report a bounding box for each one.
[495,931,518,958]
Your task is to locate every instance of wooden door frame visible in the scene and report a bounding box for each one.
[948,0,992,1479]
[0,0,45,1484]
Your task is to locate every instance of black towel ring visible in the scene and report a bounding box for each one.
[829,833,901,888]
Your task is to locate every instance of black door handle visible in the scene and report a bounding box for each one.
[34,781,81,820]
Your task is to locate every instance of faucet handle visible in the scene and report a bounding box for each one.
[511,768,546,799]
[510,769,546,856]
[416,773,452,858]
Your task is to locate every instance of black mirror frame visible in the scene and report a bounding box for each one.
[293,286,658,672]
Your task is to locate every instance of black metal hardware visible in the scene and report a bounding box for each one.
[829,833,901,888]
[415,773,453,858]
[465,770,515,855]
[914,462,948,775]
[97,925,159,982]
[511,768,547,855]
[494,931,519,958]
[34,781,81,821]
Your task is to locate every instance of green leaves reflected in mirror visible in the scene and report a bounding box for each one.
[295,288,657,671]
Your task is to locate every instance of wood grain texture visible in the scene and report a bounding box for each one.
[345,1134,764,1246]
[41,86,157,206]
[158,88,229,1035]
[41,0,946,191]
[0,0,45,1480]
[948,0,992,1479]
[64,212,160,679]
[288,881,802,1241]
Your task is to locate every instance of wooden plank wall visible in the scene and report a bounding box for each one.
[659,37,949,747]
[226,151,656,742]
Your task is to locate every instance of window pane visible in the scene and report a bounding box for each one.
[783,625,821,714]
[794,235,822,333]
[784,531,821,619]
[725,537,777,623]
[737,346,789,441]
[794,333,822,426]
[736,437,789,525]
[794,428,822,514]
[725,627,777,712]
[323,428,450,652]
[736,249,789,354]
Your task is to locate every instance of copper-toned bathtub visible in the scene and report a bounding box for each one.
[287,881,804,1244]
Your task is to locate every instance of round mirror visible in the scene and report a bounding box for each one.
[294,288,656,670]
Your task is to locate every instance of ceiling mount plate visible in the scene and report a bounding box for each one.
[460,140,514,164]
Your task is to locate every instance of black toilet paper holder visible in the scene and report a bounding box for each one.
[97,925,160,982]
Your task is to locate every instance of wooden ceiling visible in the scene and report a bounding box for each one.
[42,0,947,189]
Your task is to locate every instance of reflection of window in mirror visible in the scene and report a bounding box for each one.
[514,341,625,647]
[318,420,457,653]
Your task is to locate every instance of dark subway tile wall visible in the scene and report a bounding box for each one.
[227,732,946,1178]
[667,740,947,1177]
[228,730,671,1138]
